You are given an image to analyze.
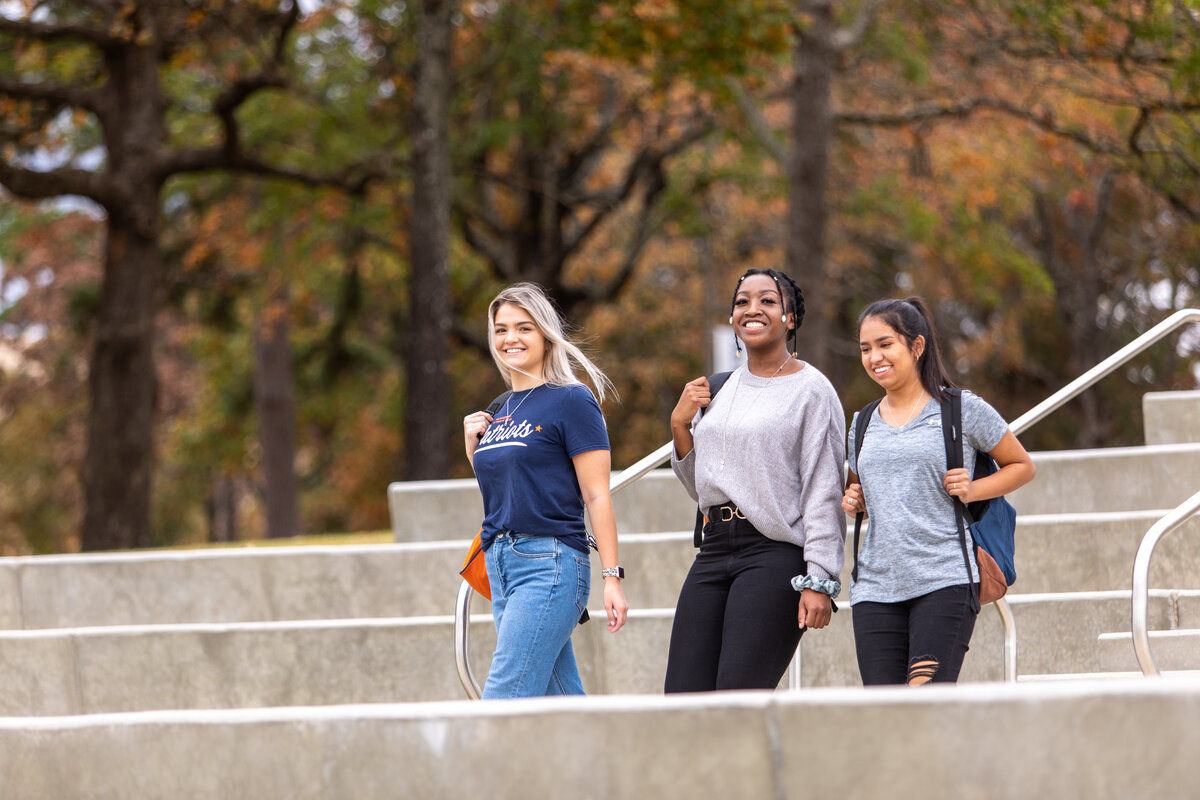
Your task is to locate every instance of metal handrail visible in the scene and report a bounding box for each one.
[1131,489,1200,676]
[455,306,1200,696]
[1008,308,1200,436]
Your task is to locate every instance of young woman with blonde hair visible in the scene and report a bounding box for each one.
[463,283,628,698]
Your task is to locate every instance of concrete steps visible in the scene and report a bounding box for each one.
[0,388,1197,796]
[4,589,1195,714]
[3,680,1200,799]
[5,510,1197,630]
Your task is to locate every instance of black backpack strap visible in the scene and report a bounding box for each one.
[485,391,513,417]
[692,371,734,547]
[850,399,883,584]
[941,389,981,613]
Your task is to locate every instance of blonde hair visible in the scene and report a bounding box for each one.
[487,283,616,405]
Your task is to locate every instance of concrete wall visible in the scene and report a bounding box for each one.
[5,590,1194,714]
[390,445,1200,542]
[1007,443,1200,514]
[4,510,1197,631]
[389,469,698,541]
[2,680,1200,799]
[1144,390,1200,445]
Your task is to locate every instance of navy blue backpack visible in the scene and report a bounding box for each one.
[852,389,1017,611]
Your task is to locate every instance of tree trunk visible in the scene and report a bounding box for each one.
[208,475,240,543]
[80,36,164,551]
[403,0,454,480]
[788,2,838,379]
[80,222,159,550]
[254,293,301,539]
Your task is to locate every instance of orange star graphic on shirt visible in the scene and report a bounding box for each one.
[535,425,542,431]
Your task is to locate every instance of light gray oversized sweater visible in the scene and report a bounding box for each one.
[671,363,847,582]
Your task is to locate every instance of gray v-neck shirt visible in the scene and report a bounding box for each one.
[671,363,847,582]
[847,391,1008,604]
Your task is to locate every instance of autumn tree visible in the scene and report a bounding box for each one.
[0,1,366,549]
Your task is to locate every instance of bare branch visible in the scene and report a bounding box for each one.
[829,0,884,52]
[0,74,105,113]
[835,96,1127,157]
[461,217,517,280]
[725,76,787,164]
[0,161,113,204]
[0,13,121,47]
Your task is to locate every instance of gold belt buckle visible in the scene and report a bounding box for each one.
[719,505,744,522]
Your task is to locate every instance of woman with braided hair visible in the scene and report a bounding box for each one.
[664,268,847,692]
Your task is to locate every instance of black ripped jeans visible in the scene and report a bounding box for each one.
[664,506,808,693]
[851,584,978,686]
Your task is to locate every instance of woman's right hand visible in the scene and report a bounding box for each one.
[669,377,710,460]
[463,410,493,464]
[670,376,711,430]
[841,482,865,517]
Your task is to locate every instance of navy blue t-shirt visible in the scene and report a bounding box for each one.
[472,382,610,554]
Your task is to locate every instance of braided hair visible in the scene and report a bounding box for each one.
[730,268,806,357]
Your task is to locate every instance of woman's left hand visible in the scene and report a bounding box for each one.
[603,580,628,633]
[943,468,971,502]
[797,589,832,630]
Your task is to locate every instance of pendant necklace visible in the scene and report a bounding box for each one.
[493,381,543,423]
[720,356,792,469]
[884,390,927,428]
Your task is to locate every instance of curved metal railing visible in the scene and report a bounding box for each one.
[455,307,1200,696]
[1007,308,1200,436]
[1131,489,1200,676]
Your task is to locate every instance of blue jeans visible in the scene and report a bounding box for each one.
[482,532,590,698]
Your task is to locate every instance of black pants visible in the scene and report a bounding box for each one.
[664,507,807,692]
[851,584,978,686]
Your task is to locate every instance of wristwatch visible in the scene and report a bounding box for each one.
[601,566,625,580]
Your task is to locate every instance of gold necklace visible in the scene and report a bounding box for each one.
[884,390,926,428]
[720,356,792,469]
[494,382,543,423]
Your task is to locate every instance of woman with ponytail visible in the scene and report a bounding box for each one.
[664,269,847,692]
[463,283,627,698]
[843,297,1035,685]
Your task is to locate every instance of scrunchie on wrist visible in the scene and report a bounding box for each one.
[791,574,841,598]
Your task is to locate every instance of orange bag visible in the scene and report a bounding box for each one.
[460,529,491,600]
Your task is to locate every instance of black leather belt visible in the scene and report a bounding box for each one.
[710,503,747,523]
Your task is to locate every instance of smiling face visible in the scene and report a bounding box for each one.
[492,302,547,380]
[859,314,924,391]
[732,274,792,350]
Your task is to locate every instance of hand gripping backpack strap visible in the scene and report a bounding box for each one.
[850,399,883,584]
[692,371,733,547]
[941,389,981,613]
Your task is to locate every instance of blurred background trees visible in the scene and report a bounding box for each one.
[1,0,1197,552]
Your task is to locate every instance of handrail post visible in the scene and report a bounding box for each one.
[995,597,1018,682]
[455,580,483,699]
[1131,489,1200,677]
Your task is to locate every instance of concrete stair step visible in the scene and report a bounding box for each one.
[1097,629,1200,672]
[1018,670,1200,682]
[7,508,1197,630]
[3,680,1200,799]
[1008,442,1200,515]
[386,442,1200,544]
[6,590,1196,714]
